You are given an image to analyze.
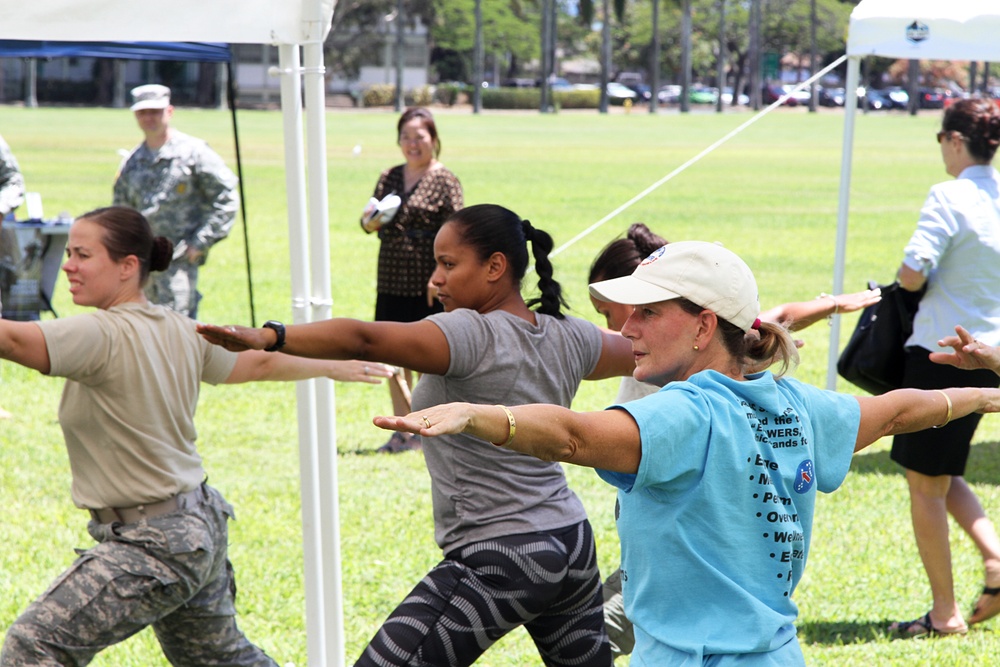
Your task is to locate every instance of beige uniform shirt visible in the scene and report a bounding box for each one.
[37,301,237,508]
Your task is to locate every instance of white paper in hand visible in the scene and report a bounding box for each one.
[375,194,401,224]
[361,193,402,231]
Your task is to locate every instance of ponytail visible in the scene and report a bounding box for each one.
[522,219,568,319]
[676,298,799,377]
[744,321,799,378]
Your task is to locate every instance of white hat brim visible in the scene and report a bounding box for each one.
[589,274,682,306]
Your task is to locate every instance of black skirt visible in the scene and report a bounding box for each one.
[890,346,1000,476]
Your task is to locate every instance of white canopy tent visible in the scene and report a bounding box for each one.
[0,2,346,665]
[828,0,1000,389]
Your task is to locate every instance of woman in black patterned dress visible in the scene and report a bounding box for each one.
[361,107,463,452]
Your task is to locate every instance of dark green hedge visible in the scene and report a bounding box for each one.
[554,89,600,109]
[481,87,601,110]
[482,88,540,109]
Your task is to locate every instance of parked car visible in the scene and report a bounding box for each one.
[607,82,638,105]
[688,85,719,105]
[616,72,644,88]
[762,84,797,106]
[720,86,749,106]
[883,86,910,109]
[819,87,846,107]
[547,76,574,92]
[859,87,891,110]
[781,84,812,106]
[625,83,652,103]
[655,84,721,105]
[917,87,948,109]
[657,85,681,104]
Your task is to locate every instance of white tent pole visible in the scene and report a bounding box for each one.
[826,56,861,390]
[277,43,328,667]
[302,39,346,666]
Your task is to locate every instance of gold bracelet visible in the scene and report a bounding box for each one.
[932,389,953,429]
[491,405,516,447]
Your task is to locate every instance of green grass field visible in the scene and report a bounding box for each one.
[1,103,998,666]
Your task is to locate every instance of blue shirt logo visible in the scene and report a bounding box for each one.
[793,459,815,494]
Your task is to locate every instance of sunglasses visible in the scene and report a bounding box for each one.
[936,130,964,143]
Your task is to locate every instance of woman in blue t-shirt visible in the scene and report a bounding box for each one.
[375,241,1000,666]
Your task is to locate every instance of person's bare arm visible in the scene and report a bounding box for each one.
[0,320,50,374]
[198,318,451,375]
[586,328,636,380]
[374,402,643,473]
[760,287,881,331]
[854,387,1000,452]
[223,351,394,384]
[897,263,927,292]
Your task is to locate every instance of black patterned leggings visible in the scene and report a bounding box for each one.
[354,520,612,667]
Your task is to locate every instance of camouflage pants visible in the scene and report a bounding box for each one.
[146,259,201,319]
[602,568,635,660]
[0,484,277,667]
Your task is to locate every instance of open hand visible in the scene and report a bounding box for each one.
[930,325,1000,375]
[196,323,269,352]
[373,403,474,439]
[833,287,882,314]
[333,361,396,384]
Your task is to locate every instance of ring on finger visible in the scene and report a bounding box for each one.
[422,416,431,428]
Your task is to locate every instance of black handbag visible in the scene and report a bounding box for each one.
[837,281,926,395]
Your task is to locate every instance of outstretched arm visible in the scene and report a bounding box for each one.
[0,320,49,374]
[374,402,642,473]
[198,317,451,376]
[854,386,1000,452]
[760,287,881,332]
[586,328,637,380]
[929,325,1000,376]
[224,351,395,384]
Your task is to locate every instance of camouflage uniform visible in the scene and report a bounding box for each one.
[0,134,25,313]
[113,130,238,319]
[0,134,24,220]
[0,484,278,667]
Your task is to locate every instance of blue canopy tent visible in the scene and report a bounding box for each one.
[0,39,256,325]
[0,40,231,61]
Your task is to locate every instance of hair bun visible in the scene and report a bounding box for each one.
[149,236,174,272]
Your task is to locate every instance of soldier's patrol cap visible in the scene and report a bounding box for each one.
[130,84,171,111]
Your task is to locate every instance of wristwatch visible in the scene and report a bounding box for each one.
[262,320,286,352]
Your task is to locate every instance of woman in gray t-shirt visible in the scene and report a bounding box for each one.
[200,203,637,667]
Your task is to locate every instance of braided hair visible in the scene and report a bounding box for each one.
[446,204,568,318]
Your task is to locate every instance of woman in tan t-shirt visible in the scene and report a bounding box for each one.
[0,206,391,666]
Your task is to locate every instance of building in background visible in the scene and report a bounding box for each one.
[0,19,429,109]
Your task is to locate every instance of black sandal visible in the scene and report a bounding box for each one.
[889,612,967,638]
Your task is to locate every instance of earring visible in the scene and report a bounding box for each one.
[693,344,699,351]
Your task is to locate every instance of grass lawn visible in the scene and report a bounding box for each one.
[1,103,998,665]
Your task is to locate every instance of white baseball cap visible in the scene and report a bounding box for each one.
[589,241,761,332]
[130,84,171,111]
